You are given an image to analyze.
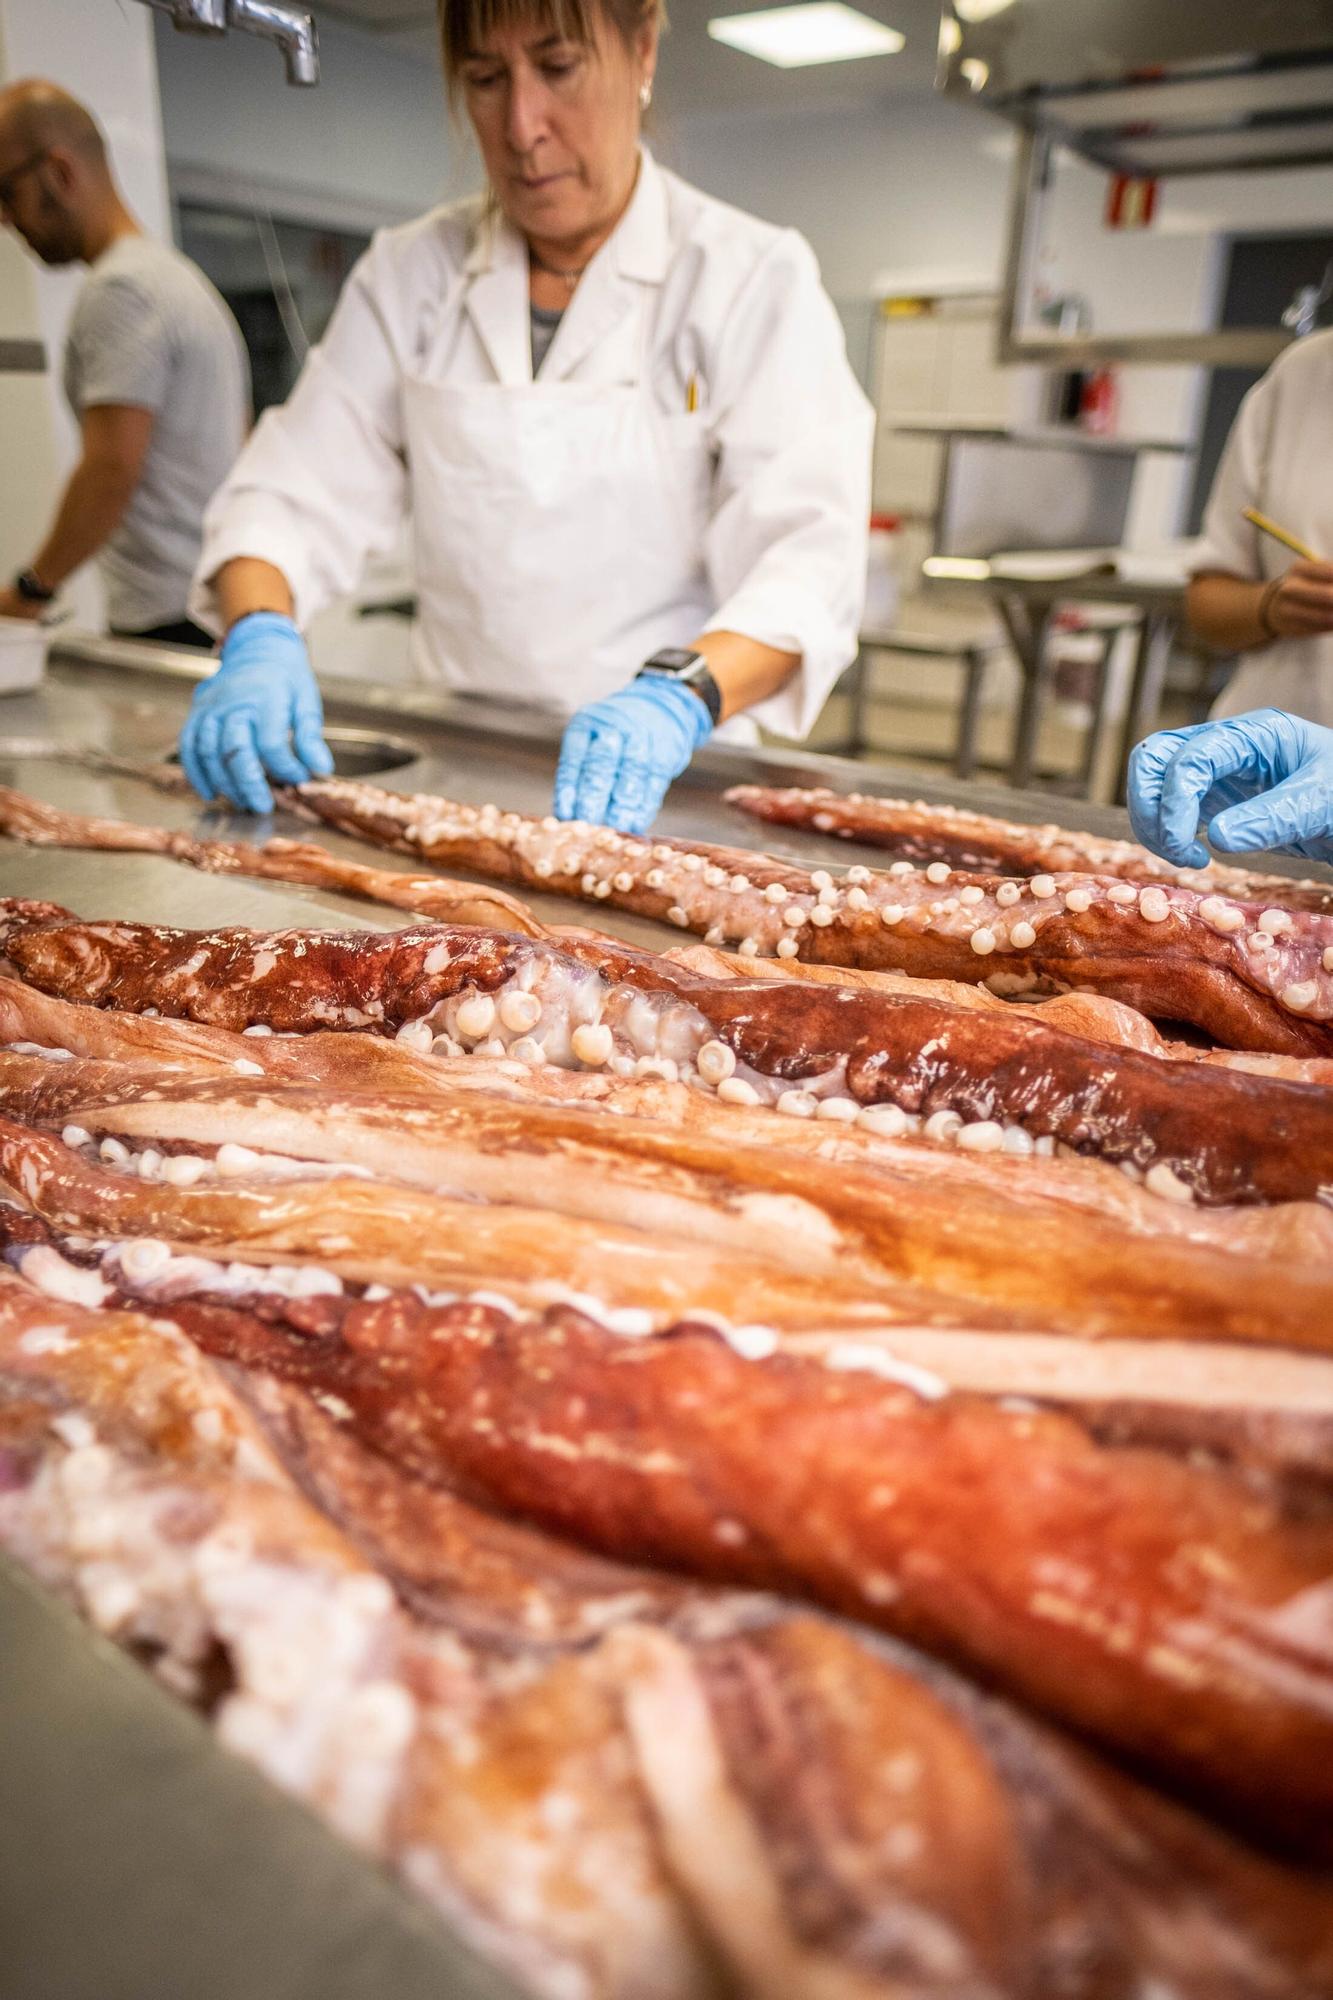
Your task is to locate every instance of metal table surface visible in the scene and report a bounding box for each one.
[0,637,1322,2000]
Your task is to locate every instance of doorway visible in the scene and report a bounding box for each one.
[1188,231,1333,532]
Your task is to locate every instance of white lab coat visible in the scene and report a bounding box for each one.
[1192,329,1333,726]
[191,150,873,740]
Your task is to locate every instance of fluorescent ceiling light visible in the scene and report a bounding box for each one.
[708,4,904,69]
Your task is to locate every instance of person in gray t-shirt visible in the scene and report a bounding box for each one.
[0,79,249,644]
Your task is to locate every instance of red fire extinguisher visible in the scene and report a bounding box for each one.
[1079,368,1119,437]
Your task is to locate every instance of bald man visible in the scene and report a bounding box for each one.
[0,80,249,645]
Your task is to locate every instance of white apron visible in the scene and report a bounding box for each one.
[401,282,743,725]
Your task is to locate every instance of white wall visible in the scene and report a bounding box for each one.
[661,95,1010,303]
[0,0,170,622]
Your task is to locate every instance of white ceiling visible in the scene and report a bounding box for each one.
[309,0,948,116]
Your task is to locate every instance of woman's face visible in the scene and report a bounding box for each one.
[459,7,655,249]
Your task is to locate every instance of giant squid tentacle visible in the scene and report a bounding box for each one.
[93,1278,1333,1857]
[671,943,1333,1087]
[0,1270,456,1858]
[9,771,1333,1080]
[226,1375,706,1656]
[725,783,1333,916]
[0,1271,734,1994]
[0,971,606,1100]
[782,1324,1333,1505]
[0,1245,696,1657]
[0,1120,912,1336]
[7,988,1328,1312]
[15,1152,1328,1504]
[619,1618,1333,2000]
[3,1074,1331,1348]
[7,908,1333,1208]
[9,1039,1333,1279]
[267,776,1333,1055]
[0,784,547,936]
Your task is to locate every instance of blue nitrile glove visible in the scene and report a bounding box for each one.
[179,612,333,815]
[1128,707,1333,867]
[553,675,714,834]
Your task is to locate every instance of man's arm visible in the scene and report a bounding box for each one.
[0,403,153,620]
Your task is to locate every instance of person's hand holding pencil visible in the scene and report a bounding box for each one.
[1243,506,1333,640]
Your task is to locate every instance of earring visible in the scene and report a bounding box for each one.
[639,78,653,109]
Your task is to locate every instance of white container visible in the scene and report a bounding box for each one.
[863,514,903,633]
[0,615,51,696]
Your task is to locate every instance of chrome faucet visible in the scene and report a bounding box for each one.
[135,0,319,86]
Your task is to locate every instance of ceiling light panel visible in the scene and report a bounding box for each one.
[954,0,1015,22]
[708,4,905,69]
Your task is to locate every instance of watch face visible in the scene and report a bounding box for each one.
[648,649,703,673]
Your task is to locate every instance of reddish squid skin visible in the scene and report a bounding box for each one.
[3,1267,1331,1998]
[0,787,545,936]
[724,783,1333,916]
[147,1286,1333,1861]
[6,911,1333,1207]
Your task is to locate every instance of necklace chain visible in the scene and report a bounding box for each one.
[529,244,590,288]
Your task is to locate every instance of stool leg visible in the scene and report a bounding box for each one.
[1114,613,1174,805]
[1077,630,1118,799]
[955,649,984,782]
[998,595,1048,791]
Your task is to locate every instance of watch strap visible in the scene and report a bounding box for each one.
[637,650,722,726]
[14,569,55,605]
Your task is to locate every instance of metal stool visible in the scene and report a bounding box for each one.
[844,628,1008,779]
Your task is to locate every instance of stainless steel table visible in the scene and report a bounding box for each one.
[0,634,1321,2000]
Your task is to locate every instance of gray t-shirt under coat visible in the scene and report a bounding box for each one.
[63,234,251,631]
[530,301,563,378]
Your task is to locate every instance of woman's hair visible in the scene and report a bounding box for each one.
[437,0,664,94]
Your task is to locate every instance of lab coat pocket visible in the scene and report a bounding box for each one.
[651,410,716,544]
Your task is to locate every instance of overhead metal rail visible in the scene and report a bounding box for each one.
[937,1,1333,366]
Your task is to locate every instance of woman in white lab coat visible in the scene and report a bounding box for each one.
[1187,328,1333,725]
[181,0,872,832]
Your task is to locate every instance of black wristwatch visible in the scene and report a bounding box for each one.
[637,647,722,725]
[13,568,55,605]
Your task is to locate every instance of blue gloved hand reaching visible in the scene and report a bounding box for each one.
[1127,707,1333,867]
[554,674,714,834]
[179,612,334,815]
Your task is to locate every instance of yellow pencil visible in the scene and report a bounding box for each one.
[1242,507,1320,563]
[686,375,698,414]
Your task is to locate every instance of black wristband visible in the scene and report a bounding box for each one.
[14,568,55,605]
[637,648,723,726]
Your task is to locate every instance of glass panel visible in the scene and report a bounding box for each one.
[177,204,371,414]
